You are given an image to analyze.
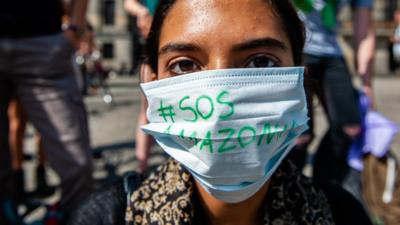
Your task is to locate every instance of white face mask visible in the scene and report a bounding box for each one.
[140,67,309,203]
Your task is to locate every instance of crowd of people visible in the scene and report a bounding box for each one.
[1,0,399,225]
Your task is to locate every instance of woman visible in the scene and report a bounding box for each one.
[69,0,334,224]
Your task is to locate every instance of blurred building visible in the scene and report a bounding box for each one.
[87,0,132,73]
[86,0,398,75]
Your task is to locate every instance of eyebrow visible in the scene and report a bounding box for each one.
[232,37,288,52]
[159,43,201,56]
[158,37,288,56]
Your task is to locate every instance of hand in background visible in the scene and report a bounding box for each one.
[137,9,153,38]
[63,29,81,50]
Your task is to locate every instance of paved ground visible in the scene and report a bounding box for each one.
[20,73,400,222]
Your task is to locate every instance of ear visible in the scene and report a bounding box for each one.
[140,63,156,82]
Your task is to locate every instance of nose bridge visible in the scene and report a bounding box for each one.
[207,50,232,70]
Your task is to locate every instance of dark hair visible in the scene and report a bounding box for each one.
[146,0,305,72]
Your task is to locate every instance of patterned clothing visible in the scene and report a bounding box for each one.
[127,159,334,225]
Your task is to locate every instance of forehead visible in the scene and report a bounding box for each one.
[159,0,290,50]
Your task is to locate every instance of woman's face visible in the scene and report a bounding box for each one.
[157,0,294,79]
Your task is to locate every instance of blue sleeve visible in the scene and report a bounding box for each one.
[350,0,373,8]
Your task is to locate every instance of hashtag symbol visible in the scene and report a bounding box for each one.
[157,100,176,123]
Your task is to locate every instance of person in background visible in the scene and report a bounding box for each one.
[76,23,97,96]
[391,10,400,67]
[124,0,159,173]
[0,77,12,225]
[291,0,375,206]
[133,64,156,173]
[8,98,55,200]
[385,0,398,21]
[0,0,92,222]
[125,0,159,74]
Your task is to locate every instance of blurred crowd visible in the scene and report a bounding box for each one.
[0,0,399,225]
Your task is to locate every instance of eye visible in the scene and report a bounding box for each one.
[168,59,201,75]
[245,55,279,68]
